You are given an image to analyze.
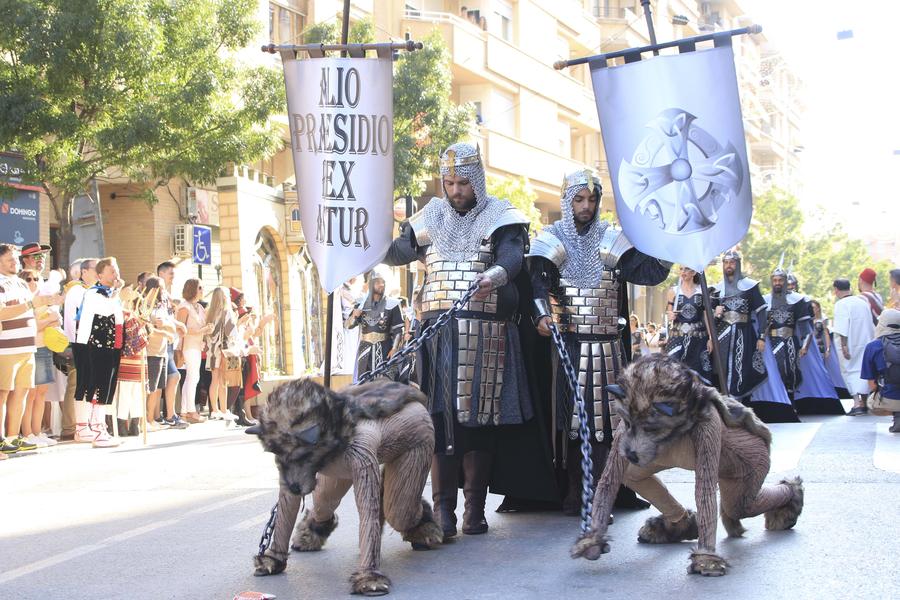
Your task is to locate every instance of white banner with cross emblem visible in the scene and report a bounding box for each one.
[591,46,752,271]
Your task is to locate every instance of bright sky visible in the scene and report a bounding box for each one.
[741,0,900,243]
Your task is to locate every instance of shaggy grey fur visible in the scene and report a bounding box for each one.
[637,509,698,544]
[571,355,804,577]
[253,378,438,596]
[401,499,444,550]
[252,551,287,576]
[291,511,338,552]
[764,477,804,530]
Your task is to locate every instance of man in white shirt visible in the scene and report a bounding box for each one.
[0,244,62,454]
[61,258,98,440]
[832,278,876,415]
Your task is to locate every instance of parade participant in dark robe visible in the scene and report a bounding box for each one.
[666,266,716,385]
[763,263,812,398]
[714,251,796,422]
[790,276,845,415]
[383,142,541,537]
[345,270,404,382]
[714,250,767,398]
[526,169,671,514]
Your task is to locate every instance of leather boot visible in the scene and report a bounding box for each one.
[431,454,459,538]
[462,451,492,535]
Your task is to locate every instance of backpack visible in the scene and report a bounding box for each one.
[883,333,900,386]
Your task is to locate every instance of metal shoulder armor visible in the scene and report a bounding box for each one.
[486,205,530,238]
[525,229,566,267]
[598,225,633,268]
[407,203,434,247]
[737,277,759,292]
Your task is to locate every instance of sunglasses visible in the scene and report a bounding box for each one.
[22,277,36,282]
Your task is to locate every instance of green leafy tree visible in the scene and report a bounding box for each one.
[486,175,542,232]
[0,0,284,264]
[301,18,372,45]
[741,188,891,314]
[741,188,805,279]
[296,23,471,199]
[393,29,473,198]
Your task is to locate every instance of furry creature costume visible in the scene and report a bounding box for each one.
[571,355,804,576]
[250,379,442,596]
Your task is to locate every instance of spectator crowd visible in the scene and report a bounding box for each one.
[1,242,275,459]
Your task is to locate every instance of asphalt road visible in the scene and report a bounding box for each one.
[2,411,898,600]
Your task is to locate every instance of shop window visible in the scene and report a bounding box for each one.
[254,230,286,374]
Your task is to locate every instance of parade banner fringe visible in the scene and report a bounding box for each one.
[591,46,751,271]
[281,56,394,293]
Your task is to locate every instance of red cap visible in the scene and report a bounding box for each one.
[859,268,877,285]
[20,242,52,256]
[229,287,243,303]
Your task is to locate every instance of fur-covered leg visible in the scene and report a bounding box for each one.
[401,499,444,550]
[688,548,729,576]
[570,532,611,560]
[720,511,747,538]
[637,509,699,544]
[350,569,391,596]
[764,477,804,531]
[571,426,629,561]
[253,549,287,576]
[291,510,339,552]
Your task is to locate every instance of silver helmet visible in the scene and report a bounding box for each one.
[421,142,510,261]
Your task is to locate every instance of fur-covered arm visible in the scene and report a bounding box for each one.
[347,439,384,575]
[692,409,723,554]
[572,422,629,559]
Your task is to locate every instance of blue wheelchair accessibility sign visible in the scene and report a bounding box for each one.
[192,225,212,265]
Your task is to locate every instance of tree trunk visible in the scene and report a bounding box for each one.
[57,217,76,270]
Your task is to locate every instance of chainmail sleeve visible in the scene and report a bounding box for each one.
[527,256,556,304]
[492,224,527,281]
[383,221,425,266]
[617,248,671,286]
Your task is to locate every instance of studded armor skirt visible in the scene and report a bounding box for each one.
[417,314,532,455]
[551,333,625,462]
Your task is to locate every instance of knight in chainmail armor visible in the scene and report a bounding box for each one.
[345,269,404,382]
[527,168,671,514]
[383,142,534,537]
[764,262,812,397]
[714,250,768,399]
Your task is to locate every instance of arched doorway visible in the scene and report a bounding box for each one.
[253,229,286,375]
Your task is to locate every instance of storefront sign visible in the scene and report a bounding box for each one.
[0,189,39,246]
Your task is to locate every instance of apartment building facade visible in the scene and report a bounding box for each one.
[4,0,804,388]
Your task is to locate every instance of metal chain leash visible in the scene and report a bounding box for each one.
[547,321,595,534]
[357,282,480,384]
[256,281,480,558]
[257,502,278,558]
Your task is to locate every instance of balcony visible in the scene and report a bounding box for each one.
[402,11,600,130]
[482,128,583,190]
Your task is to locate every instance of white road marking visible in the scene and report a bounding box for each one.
[767,422,822,473]
[0,491,271,584]
[187,490,269,515]
[228,511,277,532]
[0,544,105,584]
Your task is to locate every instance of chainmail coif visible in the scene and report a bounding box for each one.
[545,170,608,288]
[421,142,512,261]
